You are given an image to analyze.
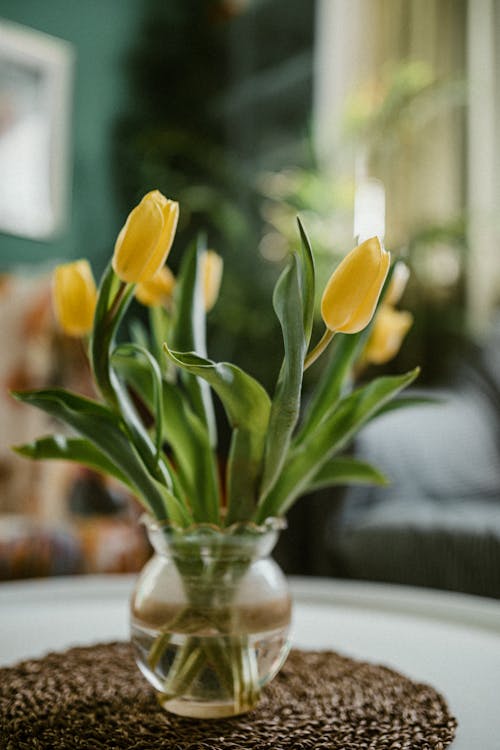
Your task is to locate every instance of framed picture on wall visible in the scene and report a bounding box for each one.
[0,20,73,240]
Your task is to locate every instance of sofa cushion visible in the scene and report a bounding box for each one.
[328,388,500,597]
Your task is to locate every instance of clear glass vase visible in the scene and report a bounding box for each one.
[130,516,292,718]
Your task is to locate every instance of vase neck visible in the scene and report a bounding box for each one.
[143,517,284,562]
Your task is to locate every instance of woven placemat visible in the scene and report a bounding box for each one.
[0,642,457,749]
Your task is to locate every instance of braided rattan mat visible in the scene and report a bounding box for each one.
[0,642,457,749]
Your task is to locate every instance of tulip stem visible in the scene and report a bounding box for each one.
[304,328,335,371]
[107,281,129,322]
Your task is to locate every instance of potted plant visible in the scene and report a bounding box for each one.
[13,190,417,718]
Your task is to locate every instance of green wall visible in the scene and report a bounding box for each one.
[0,0,143,271]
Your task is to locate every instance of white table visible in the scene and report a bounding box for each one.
[1,575,499,748]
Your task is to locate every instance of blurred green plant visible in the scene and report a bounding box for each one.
[343,60,465,153]
[116,1,466,386]
[257,61,467,381]
[113,0,316,395]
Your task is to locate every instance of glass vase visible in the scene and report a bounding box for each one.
[130,516,292,718]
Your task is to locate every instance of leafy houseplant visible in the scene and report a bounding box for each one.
[13,190,418,718]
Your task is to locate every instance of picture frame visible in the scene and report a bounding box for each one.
[0,20,73,240]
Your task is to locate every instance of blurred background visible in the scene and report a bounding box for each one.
[0,0,499,598]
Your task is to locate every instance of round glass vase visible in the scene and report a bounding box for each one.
[130,516,292,719]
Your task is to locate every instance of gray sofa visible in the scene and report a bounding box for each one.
[275,327,500,599]
[328,385,500,598]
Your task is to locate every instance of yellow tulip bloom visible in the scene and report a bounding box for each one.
[364,306,413,365]
[321,236,390,334]
[53,260,97,337]
[112,190,179,283]
[384,261,410,307]
[202,250,223,312]
[135,266,176,307]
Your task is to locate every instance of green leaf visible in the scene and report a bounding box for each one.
[297,260,400,446]
[149,305,172,365]
[11,388,191,527]
[259,254,306,502]
[113,343,164,465]
[162,383,221,524]
[89,264,171,488]
[296,217,316,345]
[307,456,389,492]
[110,364,172,488]
[113,353,220,524]
[163,345,271,523]
[130,319,150,350]
[163,347,271,441]
[90,263,134,405]
[258,221,315,505]
[255,367,419,521]
[13,435,134,490]
[297,332,364,445]
[170,236,217,446]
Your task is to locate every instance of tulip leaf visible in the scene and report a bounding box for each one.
[170,236,217,447]
[296,217,316,345]
[163,344,271,523]
[160,383,220,524]
[163,347,271,437]
[13,435,134,490]
[130,319,151,350]
[296,332,365,445]
[113,343,164,465]
[259,254,306,502]
[149,305,172,366]
[112,354,188,508]
[255,367,419,521]
[90,262,134,406]
[89,264,172,487]
[113,353,220,524]
[106,354,173,489]
[11,388,191,527]
[307,456,389,492]
[258,223,315,504]
[297,262,400,446]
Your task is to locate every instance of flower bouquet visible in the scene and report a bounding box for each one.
[13,190,417,718]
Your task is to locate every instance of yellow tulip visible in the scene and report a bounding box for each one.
[364,306,413,365]
[202,250,223,312]
[384,261,410,307]
[112,190,179,283]
[53,260,97,337]
[135,266,176,307]
[321,236,390,334]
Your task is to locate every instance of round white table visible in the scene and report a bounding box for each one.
[1,575,499,749]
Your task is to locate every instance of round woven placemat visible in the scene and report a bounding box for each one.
[1,642,457,749]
